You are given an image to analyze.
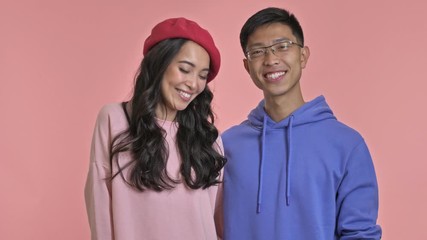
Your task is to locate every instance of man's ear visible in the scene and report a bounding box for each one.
[243,58,250,73]
[300,45,310,69]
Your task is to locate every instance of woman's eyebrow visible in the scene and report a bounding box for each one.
[178,60,209,72]
[178,60,195,67]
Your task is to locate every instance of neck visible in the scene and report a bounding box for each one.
[127,101,176,121]
[155,105,177,121]
[264,93,305,122]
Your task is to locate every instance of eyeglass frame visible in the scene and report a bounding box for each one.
[245,40,304,61]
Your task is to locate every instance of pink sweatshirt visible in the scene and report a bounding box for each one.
[84,103,223,240]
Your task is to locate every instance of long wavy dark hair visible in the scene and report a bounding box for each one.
[110,38,226,191]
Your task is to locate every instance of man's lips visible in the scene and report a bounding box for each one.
[264,71,286,81]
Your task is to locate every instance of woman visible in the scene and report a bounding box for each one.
[84,17,226,240]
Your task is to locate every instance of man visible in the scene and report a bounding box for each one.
[221,7,382,239]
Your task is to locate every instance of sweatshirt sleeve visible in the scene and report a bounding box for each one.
[213,136,225,240]
[336,140,382,239]
[214,182,224,240]
[84,107,114,240]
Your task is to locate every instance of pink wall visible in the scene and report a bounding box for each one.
[1,0,426,239]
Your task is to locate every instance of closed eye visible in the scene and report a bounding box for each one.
[199,74,208,80]
[179,68,190,74]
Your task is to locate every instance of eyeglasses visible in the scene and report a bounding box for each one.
[245,40,303,61]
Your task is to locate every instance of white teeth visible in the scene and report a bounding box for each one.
[178,90,191,99]
[266,72,285,79]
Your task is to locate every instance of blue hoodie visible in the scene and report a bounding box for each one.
[222,96,381,240]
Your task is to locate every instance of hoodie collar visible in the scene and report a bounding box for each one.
[248,95,336,129]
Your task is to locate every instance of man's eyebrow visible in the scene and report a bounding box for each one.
[248,38,292,49]
[273,37,292,44]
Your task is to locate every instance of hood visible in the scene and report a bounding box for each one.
[248,95,336,213]
[248,95,335,129]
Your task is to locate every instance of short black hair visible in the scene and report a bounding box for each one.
[240,7,305,54]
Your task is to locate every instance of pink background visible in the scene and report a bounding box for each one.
[1,0,426,239]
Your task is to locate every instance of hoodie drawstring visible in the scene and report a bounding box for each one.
[286,115,294,206]
[257,115,268,213]
[257,114,295,213]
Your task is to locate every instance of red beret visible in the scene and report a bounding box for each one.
[143,17,221,82]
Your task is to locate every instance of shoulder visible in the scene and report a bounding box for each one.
[96,102,125,119]
[311,118,367,153]
[94,102,128,134]
[222,120,253,139]
[329,119,364,142]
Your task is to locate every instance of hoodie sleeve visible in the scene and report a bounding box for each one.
[84,107,114,240]
[336,140,382,239]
